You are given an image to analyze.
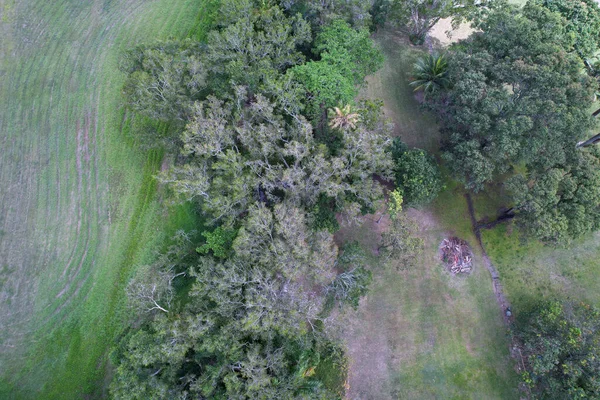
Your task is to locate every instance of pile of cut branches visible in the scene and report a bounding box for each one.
[440,237,472,274]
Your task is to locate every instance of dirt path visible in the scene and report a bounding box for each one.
[465,193,513,325]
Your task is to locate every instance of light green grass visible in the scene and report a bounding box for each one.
[482,226,600,313]
[0,1,206,398]
[343,29,520,398]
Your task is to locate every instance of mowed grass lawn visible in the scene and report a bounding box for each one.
[342,28,520,399]
[0,0,208,398]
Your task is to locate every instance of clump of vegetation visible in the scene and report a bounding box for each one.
[424,1,600,243]
[409,52,449,96]
[391,138,442,207]
[110,0,408,397]
[517,301,600,398]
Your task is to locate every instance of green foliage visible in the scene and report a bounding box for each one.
[120,39,207,122]
[379,214,424,265]
[327,267,372,309]
[111,202,344,399]
[314,19,384,85]
[422,1,600,242]
[196,226,237,259]
[279,0,375,29]
[409,52,449,96]
[310,194,341,233]
[539,0,600,60]
[291,60,358,118]
[392,139,442,207]
[206,0,311,92]
[517,301,600,398]
[388,189,404,218]
[162,86,393,223]
[430,2,597,192]
[325,241,371,310]
[507,151,600,244]
[291,19,383,119]
[370,0,393,31]
[113,4,401,398]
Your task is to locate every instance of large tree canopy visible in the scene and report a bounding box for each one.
[290,19,384,119]
[161,85,393,224]
[388,0,483,44]
[538,0,600,61]
[425,1,600,242]
[518,302,600,399]
[111,1,405,397]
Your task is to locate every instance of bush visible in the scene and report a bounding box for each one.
[392,138,442,207]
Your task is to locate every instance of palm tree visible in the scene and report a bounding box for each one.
[328,105,361,131]
[409,52,449,95]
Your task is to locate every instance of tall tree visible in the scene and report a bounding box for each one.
[425,2,600,242]
[518,301,600,398]
[290,20,383,120]
[161,85,393,224]
[538,0,600,61]
[205,0,311,92]
[120,40,207,122]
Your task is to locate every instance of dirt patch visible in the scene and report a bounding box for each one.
[427,18,475,48]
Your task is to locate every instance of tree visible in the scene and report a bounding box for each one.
[290,19,383,120]
[427,2,596,191]
[111,203,344,399]
[518,301,600,398]
[279,0,375,30]
[379,213,424,264]
[409,52,449,96]
[120,40,207,122]
[125,231,192,315]
[391,138,442,207]
[205,0,311,92]
[507,150,600,243]
[328,105,361,130]
[196,226,237,259]
[539,0,600,60]
[161,86,393,224]
[388,0,481,44]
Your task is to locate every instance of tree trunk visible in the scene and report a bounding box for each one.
[576,133,600,148]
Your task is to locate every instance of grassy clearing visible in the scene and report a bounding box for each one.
[340,208,518,399]
[482,226,600,312]
[0,0,205,398]
[359,29,440,153]
[343,28,519,398]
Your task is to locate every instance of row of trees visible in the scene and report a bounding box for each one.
[110,0,424,398]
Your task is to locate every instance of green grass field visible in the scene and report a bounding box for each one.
[344,28,520,399]
[0,0,205,398]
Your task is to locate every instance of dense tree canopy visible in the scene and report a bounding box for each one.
[290,19,383,119]
[120,40,207,122]
[425,1,600,242]
[111,1,403,397]
[538,0,600,60]
[161,86,393,223]
[391,139,442,207]
[518,302,600,399]
[206,0,311,92]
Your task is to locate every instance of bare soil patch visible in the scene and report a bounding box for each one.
[427,17,475,48]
